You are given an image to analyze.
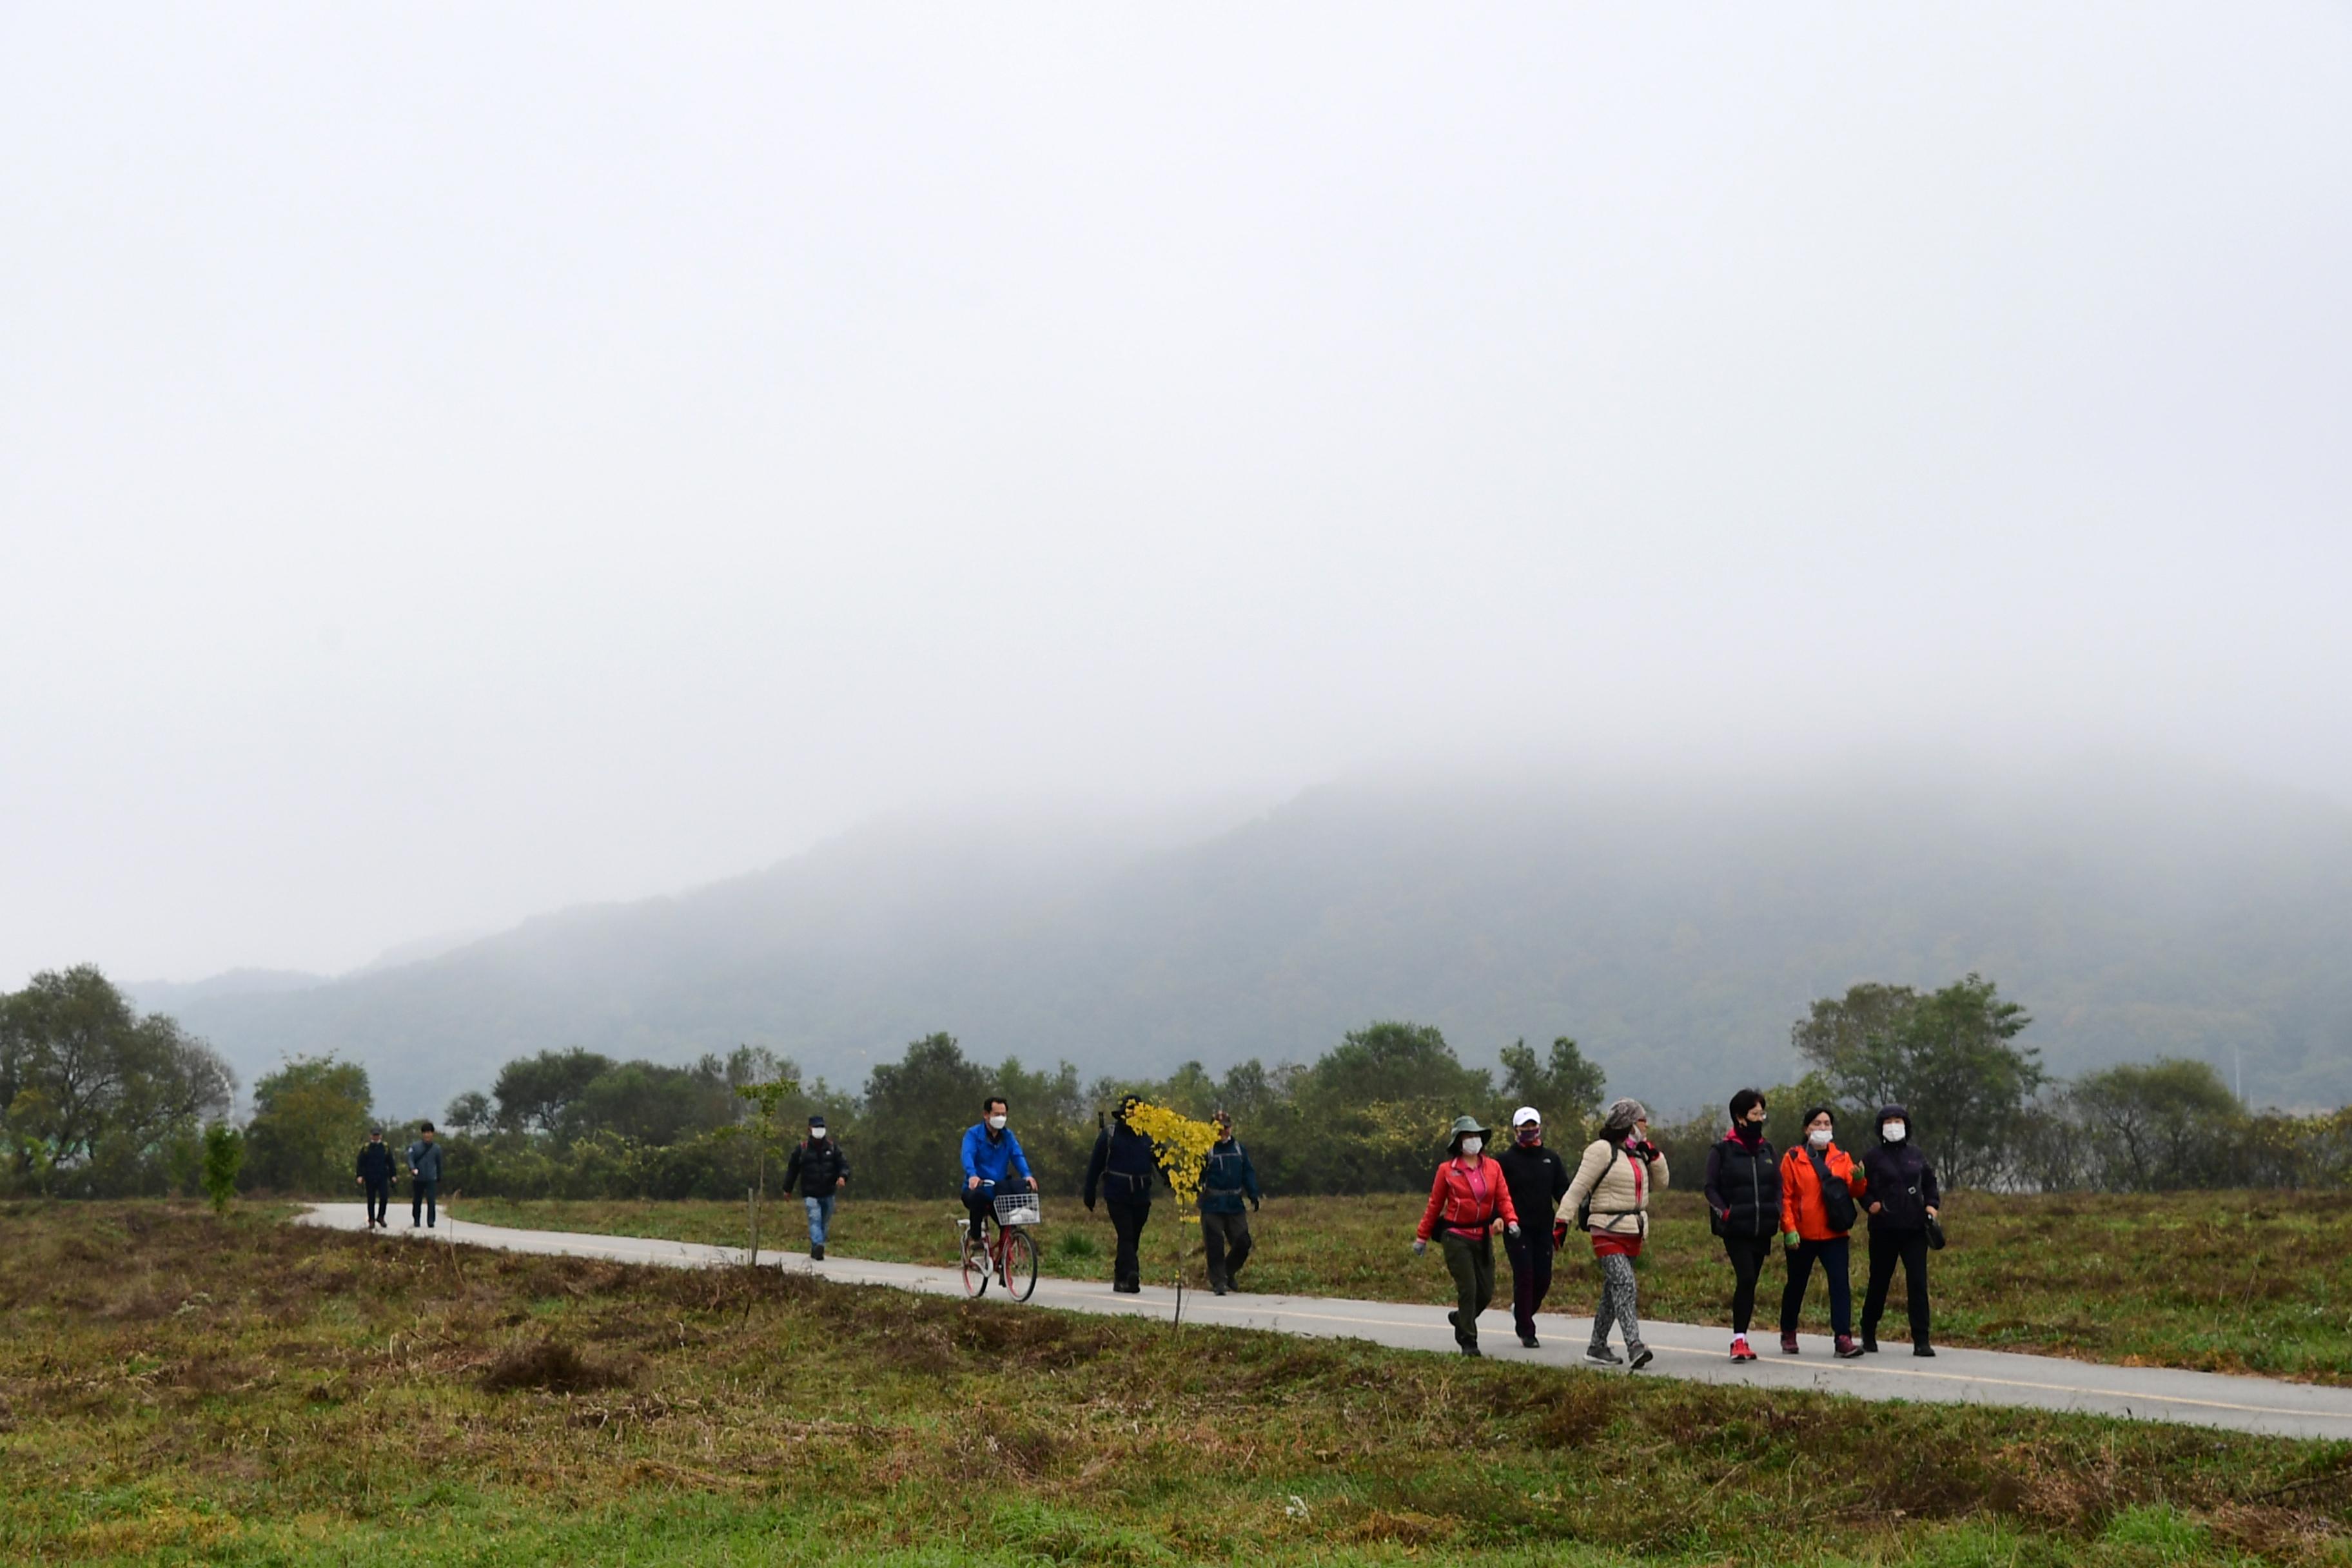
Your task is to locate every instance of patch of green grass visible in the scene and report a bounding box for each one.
[5,1201,2352,1565]
[450,1187,2352,1383]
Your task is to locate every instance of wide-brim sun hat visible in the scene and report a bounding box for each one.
[1448,1114,1491,1140]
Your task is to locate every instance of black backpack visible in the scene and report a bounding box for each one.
[1807,1146,1859,1233]
[1575,1145,1623,1232]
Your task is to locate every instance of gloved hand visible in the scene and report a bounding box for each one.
[1411,1238,1427,1256]
[1634,1140,1661,1162]
[1250,1197,1260,1212]
[1551,1220,1569,1248]
[1084,1197,1096,1213]
[1781,1230,1801,1249]
[1505,1221,1521,1237]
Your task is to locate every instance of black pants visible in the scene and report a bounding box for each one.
[1201,1209,1251,1288]
[1106,1197,1150,1289]
[364,1180,389,1226]
[1503,1227,1554,1337]
[1721,1233,1770,1335]
[411,1179,438,1228]
[1862,1228,1932,1345]
[963,1187,997,1240]
[1779,1235,1851,1337]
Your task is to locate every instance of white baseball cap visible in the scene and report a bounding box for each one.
[1511,1106,1541,1126]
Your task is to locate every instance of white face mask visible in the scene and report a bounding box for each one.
[1807,1128,1833,1149]
[986,1115,1007,1132]
[1883,1122,1906,1142]
[1460,1137,1483,1157]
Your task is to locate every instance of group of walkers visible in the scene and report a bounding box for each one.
[351,1122,445,1230]
[1414,1090,1939,1363]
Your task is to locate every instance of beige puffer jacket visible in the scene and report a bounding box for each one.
[1559,1138,1670,1238]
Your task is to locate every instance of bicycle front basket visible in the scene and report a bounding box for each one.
[992,1191,1043,1228]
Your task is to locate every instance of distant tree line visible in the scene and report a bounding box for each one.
[9,965,2351,1200]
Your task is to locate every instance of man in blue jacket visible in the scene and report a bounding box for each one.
[1198,1110,1261,1295]
[960,1095,1034,1242]
[405,1122,444,1230]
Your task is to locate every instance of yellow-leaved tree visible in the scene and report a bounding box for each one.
[1121,1100,1219,1315]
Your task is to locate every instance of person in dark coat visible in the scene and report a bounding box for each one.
[1858,1102,1941,1356]
[405,1122,444,1230]
[1496,1106,1571,1348]
[1198,1111,1261,1295]
[781,1114,850,1260]
[355,1128,396,1230]
[1701,1088,1781,1361]
[1085,1096,1162,1293]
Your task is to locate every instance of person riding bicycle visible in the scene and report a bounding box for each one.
[960,1095,1035,1241]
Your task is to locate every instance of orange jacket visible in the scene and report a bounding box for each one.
[1778,1141,1868,1240]
[1416,1156,1522,1240]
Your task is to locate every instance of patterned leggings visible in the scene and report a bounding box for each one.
[1590,1252,1644,1351]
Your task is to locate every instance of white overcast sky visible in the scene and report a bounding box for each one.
[3,4,2348,985]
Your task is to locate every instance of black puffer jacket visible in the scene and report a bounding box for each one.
[1859,1104,1940,1231]
[1086,1121,1160,1207]
[783,1137,850,1197]
[1701,1128,1781,1239]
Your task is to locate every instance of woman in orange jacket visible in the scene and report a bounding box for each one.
[1778,1105,1868,1358]
[1413,1115,1523,1357]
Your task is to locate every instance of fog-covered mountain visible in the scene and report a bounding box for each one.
[134,759,2352,1119]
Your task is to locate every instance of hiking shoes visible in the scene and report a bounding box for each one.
[1780,1333,1800,1355]
[1583,1344,1623,1366]
[1519,1333,1540,1349]
[1626,1344,1654,1371]
[1834,1335,1864,1358]
[1861,1333,1879,1353]
[1914,1344,1937,1357]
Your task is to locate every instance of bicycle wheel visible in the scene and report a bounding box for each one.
[961,1230,990,1298]
[1001,1226,1039,1302]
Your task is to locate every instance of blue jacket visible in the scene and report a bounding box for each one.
[1199,1138,1260,1215]
[406,1139,444,1184]
[960,1123,1032,1188]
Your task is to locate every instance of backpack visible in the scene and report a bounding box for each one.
[1806,1146,1859,1233]
[1574,1145,1623,1233]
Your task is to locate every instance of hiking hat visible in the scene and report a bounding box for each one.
[1511,1106,1541,1127]
[808,1113,827,1130]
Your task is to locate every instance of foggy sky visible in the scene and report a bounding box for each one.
[5,4,2349,986]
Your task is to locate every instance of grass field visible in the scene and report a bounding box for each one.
[6,1200,2352,1567]
[451,1186,2352,1384]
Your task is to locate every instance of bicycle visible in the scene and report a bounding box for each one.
[957,1188,1041,1302]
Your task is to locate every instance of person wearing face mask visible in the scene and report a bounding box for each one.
[1701,1088,1780,1362]
[1561,1098,1669,1369]
[1197,1111,1261,1296]
[1496,1107,1571,1348]
[782,1114,850,1262]
[1857,1104,1941,1356]
[960,1096,1035,1244]
[1411,1116,1523,1357]
[1085,1095,1163,1294]
[1778,1106,1868,1358]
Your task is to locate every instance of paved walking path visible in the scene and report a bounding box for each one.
[299,1204,2352,1442]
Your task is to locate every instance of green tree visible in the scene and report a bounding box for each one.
[244,1056,375,1194]
[1293,1022,1493,1193]
[492,1047,616,1135]
[0,966,235,1195]
[562,1057,736,1145]
[858,1033,993,1198]
[1498,1036,1607,1134]
[201,1122,244,1214]
[1793,974,2043,1189]
[2068,1058,2242,1190]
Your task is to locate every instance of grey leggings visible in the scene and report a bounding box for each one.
[1590,1252,1644,1351]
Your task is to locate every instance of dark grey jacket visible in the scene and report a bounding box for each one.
[406,1140,444,1184]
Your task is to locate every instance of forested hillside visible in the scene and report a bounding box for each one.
[137,759,2352,1118]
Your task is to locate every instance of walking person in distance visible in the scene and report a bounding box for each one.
[1412,1115,1522,1357]
[1197,1110,1261,1295]
[355,1127,395,1231]
[1778,1106,1867,1357]
[1085,1095,1161,1294]
[1562,1097,1669,1370]
[405,1121,444,1230]
[1857,1103,1941,1356]
[1496,1106,1571,1348]
[1702,1088,1780,1362]
[783,1113,849,1262]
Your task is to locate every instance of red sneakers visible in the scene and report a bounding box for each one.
[1730,1335,1757,1362]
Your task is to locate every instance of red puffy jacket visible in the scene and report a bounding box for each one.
[1415,1156,1522,1240]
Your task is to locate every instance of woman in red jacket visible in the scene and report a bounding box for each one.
[1413,1115,1523,1357]
[1778,1105,1868,1358]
